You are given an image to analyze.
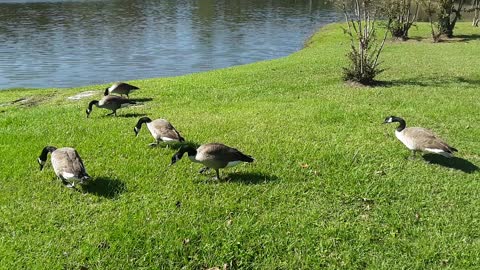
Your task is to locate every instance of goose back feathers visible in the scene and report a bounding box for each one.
[86,95,136,117]
[104,82,139,97]
[134,117,185,143]
[171,143,254,179]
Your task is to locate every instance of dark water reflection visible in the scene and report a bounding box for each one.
[0,0,340,89]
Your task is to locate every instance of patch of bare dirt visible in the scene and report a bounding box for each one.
[67,91,99,101]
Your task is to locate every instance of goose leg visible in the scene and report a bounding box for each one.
[407,150,417,160]
[60,177,74,188]
[148,140,159,147]
[60,178,70,187]
[214,169,220,180]
[199,167,210,174]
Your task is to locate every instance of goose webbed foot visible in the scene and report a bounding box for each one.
[106,111,115,116]
[63,181,75,189]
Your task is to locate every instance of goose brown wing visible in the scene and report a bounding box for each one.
[405,128,455,153]
[112,82,139,94]
[64,148,87,176]
[102,95,134,109]
[151,119,182,140]
[51,148,86,177]
[201,143,253,162]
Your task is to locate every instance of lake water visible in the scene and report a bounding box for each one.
[0,0,340,89]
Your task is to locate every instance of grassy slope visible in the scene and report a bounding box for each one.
[0,23,479,269]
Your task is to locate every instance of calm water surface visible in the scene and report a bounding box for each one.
[0,0,340,89]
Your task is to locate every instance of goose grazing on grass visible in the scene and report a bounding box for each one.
[383,116,458,158]
[104,82,139,98]
[38,146,90,188]
[86,95,136,117]
[134,117,185,146]
[170,143,254,179]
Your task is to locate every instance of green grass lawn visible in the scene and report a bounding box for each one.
[1,22,479,269]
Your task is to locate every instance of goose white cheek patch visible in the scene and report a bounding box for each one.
[38,158,45,165]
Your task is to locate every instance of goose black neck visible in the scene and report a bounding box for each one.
[88,100,99,111]
[135,117,152,129]
[394,117,406,132]
[39,146,57,162]
[179,146,197,157]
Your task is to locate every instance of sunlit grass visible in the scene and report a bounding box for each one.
[0,23,479,269]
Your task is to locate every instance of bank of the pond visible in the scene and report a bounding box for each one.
[1,23,479,269]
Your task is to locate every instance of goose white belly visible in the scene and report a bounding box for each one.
[395,130,417,150]
[225,161,241,167]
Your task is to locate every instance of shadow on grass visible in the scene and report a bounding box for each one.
[118,113,148,118]
[378,76,480,88]
[84,177,126,199]
[153,141,201,151]
[404,34,480,43]
[439,34,480,43]
[225,172,279,184]
[423,154,479,174]
[130,97,153,103]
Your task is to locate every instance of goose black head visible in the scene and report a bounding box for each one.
[134,117,152,137]
[104,88,109,96]
[170,151,183,166]
[86,100,99,118]
[383,116,403,124]
[170,146,196,166]
[383,116,406,131]
[38,158,46,170]
[38,146,57,170]
[383,115,405,124]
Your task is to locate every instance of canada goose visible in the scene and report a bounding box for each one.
[134,117,185,146]
[104,82,139,98]
[170,143,254,179]
[86,95,136,117]
[37,146,90,188]
[383,116,458,158]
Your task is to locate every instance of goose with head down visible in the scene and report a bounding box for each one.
[38,146,90,188]
[134,117,185,146]
[86,95,136,117]
[170,143,254,179]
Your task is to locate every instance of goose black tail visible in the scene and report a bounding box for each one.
[240,154,254,163]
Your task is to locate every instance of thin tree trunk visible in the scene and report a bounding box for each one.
[474,0,480,27]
